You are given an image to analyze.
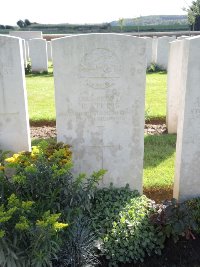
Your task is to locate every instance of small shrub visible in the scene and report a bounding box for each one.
[0,140,105,266]
[187,197,200,234]
[147,63,166,73]
[151,198,197,243]
[25,63,32,74]
[89,185,164,266]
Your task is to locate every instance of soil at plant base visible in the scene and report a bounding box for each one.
[99,235,200,267]
[144,187,173,203]
[30,124,167,139]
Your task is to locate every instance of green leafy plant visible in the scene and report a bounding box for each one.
[89,185,164,266]
[186,197,200,234]
[151,199,197,243]
[0,140,105,266]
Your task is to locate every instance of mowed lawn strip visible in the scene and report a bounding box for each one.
[26,66,56,124]
[143,134,176,189]
[145,72,167,121]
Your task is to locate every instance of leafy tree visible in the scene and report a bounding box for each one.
[118,17,124,32]
[17,19,25,28]
[24,19,31,26]
[184,0,200,30]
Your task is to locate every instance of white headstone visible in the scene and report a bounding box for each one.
[156,36,176,69]
[174,36,200,201]
[9,31,42,40]
[166,40,184,133]
[21,39,27,66]
[142,37,153,67]
[0,35,31,152]
[177,35,189,40]
[10,31,42,61]
[29,38,48,72]
[52,34,146,192]
[47,41,52,61]
[152,36,158,64]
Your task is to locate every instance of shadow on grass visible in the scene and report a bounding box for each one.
[30,119,56,127]
[26,72,54,78]
[144,134,176,168]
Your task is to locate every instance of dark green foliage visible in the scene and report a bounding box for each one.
[147,63,167,73]
[89,185,164,266]
[187,197,200,234]
[25,63,32,74]
[17,20,26,28]
[56,216,99,267]
[185,0,200,30]
[24,19,31,26]
[151,199,197,243]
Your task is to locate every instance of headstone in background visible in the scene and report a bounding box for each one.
[174,36,200,201]
[166,40,184,133]
[52,34,146,193]
[0,35,31,152]
[141,37,153,67]
[47,41,52,61]
[10,31,42,62]
[152,36,158,64]
[156,36,176,69]
[29,38,48,72]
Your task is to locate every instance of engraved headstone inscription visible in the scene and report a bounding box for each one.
[0,35,31,152]
[52,34,146,192]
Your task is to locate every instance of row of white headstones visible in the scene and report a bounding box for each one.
[9,31,188,72]
[0,33,198,202]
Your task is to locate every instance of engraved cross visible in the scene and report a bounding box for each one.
[87,126,121,169]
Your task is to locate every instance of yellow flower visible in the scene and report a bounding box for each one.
[0,166,5,171]
[54,222,68,230]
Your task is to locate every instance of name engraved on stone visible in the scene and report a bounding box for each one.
[66,109,131,122]
[79,48,121,89]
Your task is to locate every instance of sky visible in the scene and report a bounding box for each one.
[1,0,193,26]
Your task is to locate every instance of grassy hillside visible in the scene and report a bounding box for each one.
[0,15,189,34]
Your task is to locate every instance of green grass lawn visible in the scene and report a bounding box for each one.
[143,134,176,189]
[26,65,55,124]
[27,70,175,196]
[145,72,167,121]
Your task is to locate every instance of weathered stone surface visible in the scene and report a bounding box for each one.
[141,37,153,67]
[47,41,52,61]
[166,40,184,133]
[9,31,42,40]
[156,36,176,69]
[174,36,200,201]
[52,34,146,192]
[21,39,27,66]
[29,38,48,72]
[152,36,158,63]
[10,31,42,61]
[0,35,31,152]
[177,35,190,40]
